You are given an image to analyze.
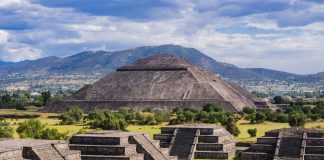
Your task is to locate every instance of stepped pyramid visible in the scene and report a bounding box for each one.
[69,131,177,160]
[241,128,324,160]
[44,54,255,113]
[0,139,81,160]
[153,125,236,160]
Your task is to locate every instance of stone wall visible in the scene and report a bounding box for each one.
[44,99,234,113]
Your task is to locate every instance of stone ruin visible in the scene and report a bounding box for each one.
[67,125,236,160]
[153,125,236,160]
[43,54,256,113]
[241,128,324,160]
[0,139,80,160]
[69,130,177,160]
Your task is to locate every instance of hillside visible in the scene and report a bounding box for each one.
[0,44,323,92]
[0,45,263,80]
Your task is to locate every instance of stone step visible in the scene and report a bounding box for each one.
[32,144,64,160]
[257,137,278,145]
[153,134,173,143]
[240,152,269,160]
[250,144,275,154]
[81,154,144,160]
[194,151,233,159]
[304,154,324,160]
[305,146,324,155]
[69,144,137,156]
[70,136,128,145]
[159,142,170,148]
[196,141,236,152]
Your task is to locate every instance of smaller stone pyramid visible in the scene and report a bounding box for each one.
[69,131,177,160]
[241,128,324,160]
[153,125,236,160]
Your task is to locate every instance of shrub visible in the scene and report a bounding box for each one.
[220,115,240,137]
[247,128,257,137]
[40,128,67,140]
[59,106,84,125]
[0,118,14,138]
[88,110,127,130]
[202,103,222,112]
[16,119,45,139]
[276,113,288,123]
[154,110,170,123]
[288,112,307,127]
[243,106,255,114]
[255,112,266,123]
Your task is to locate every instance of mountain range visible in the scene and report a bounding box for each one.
[0,44,323,83]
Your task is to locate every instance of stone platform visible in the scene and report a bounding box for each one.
[69,131,177,160]
[0,139,81,160]
[153,124,236,160]
[241,128,324,160]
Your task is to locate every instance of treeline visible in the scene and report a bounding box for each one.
[0,91,63,109]
[243,101,324,127]
[57,104,241,137]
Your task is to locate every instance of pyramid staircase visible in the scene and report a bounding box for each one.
[153,125,236,160]
[241,128,324,160]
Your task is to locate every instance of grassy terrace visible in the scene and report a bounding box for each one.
[1,108,324,142]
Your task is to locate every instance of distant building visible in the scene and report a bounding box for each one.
[253,98,278,111]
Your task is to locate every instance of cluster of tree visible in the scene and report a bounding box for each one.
[119,108,170,125]
[0,91,53,109]
[57,106,171,131]
[169,104,241,136]
[59,107,84,125]
[16,119,67,140]
[88,109,127,130]
[243,106,307,127]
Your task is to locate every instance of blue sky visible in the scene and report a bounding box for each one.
[1,0,324,74]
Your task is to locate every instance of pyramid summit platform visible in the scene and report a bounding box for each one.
[44,55,255,113]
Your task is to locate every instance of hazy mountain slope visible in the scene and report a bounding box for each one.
[246,68,304,81]
[0,61,13,67]
[0,44,262,80]
[0,44,322,83]
[246,68,322,83]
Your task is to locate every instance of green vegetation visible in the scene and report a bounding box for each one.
[0,118,14,138]
[247,128,257,137]
[88,109,127,130]
[16,119,67,140]
[59,107,84,125]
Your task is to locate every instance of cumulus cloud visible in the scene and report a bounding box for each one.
[0,0,324,74]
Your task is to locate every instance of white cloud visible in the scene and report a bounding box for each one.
[0,0,324,74]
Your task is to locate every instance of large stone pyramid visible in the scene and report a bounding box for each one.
[44,55,255,113]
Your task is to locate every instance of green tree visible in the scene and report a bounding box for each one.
[220,115,240,137]
[0,118,14,138]
[16,119,45,139]
[41,91,51,106]
[288,112,307,127]
[59,107,84,125]
[247,128,257,137]
[202,103,222,112]
[88,110,127,130]
[255,112,266,123]
[40,128,67,140]
[243,106,256,114]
